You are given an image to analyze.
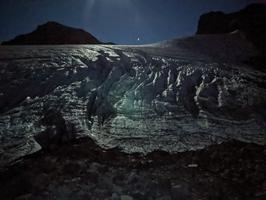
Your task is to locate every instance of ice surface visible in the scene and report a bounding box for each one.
[0,33,265,167]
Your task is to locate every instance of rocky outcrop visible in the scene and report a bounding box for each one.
[196,4,266,49]
[0,32,265,168]
[1,21,101,45]
[1,139,265,200]
[196,3,266,69]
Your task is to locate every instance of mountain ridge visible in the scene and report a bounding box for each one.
[1,21,102,45]
[196,3,266,52]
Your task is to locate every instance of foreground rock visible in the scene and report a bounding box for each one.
[0,31,266,168]
[1,21,101,45]
[0,139,265,200]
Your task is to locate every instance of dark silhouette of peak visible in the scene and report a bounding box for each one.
[1,21,102,45]
[196,3,266,69]
[196,3,266,51]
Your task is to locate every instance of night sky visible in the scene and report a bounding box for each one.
[0,0,263,44]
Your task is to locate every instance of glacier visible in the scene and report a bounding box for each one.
[0,32,265,168]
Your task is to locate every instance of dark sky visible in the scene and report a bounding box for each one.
[0,0,262,44]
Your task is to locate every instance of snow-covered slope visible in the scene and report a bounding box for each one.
[0,32,265,167]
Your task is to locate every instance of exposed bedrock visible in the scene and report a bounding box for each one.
[0,38,266,167]
[196,3,266,69]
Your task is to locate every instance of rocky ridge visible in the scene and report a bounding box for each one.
[1,21,101,45]
[196,3,266,69]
